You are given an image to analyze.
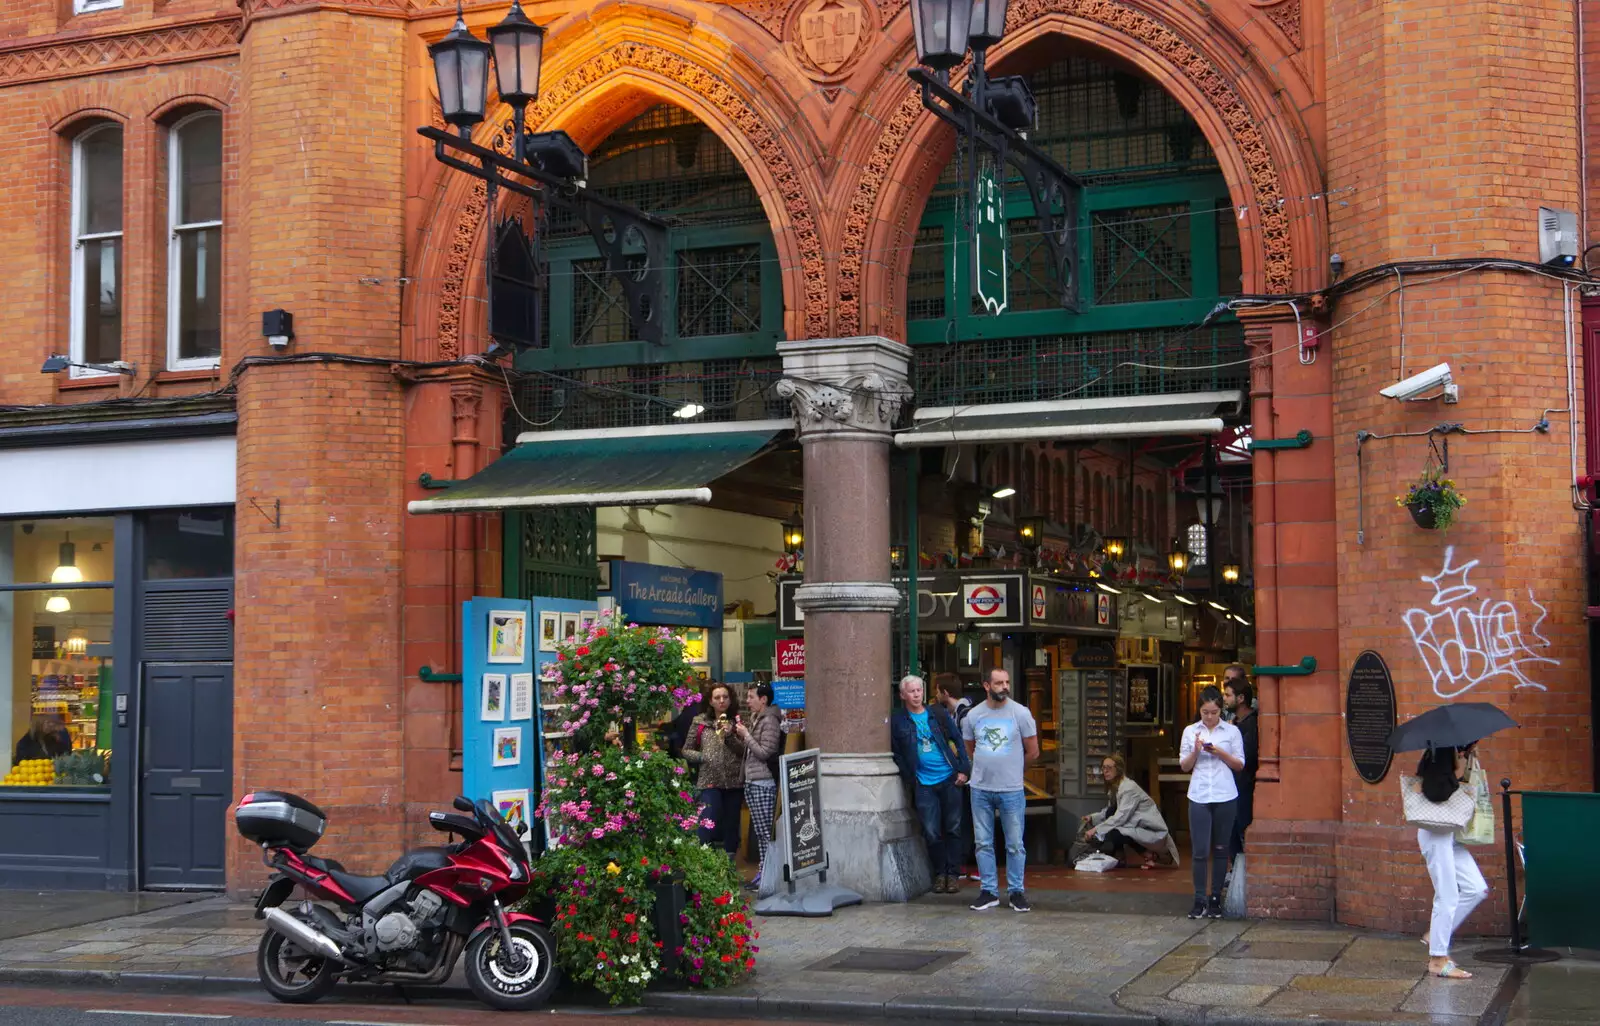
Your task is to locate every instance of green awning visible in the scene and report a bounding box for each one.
[407,419,792,515]
[895,391,1244,447]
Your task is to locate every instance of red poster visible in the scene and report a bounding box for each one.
[775,638,806,678]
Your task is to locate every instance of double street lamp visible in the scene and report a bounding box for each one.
[907,0,1084,312]
[424,2,669,345]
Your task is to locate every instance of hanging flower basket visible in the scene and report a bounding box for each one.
[1395,467,1465,531]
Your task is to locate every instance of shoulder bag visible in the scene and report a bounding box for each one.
[1455,761,1496,845]
[1399,774,1475,830]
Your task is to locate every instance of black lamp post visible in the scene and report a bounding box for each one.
[906,0,1082,312]
[421,3,667,345]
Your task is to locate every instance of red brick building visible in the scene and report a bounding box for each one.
[0,0,1590,938]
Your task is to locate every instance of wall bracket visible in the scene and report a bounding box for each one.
[1252,655,1317,676]
[418,473,459,491]
[418,665,463,684]
[1249,430,1313,451]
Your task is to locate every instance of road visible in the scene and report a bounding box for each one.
[0,985,810,1026]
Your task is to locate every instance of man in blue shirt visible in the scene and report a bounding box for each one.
[891,674,972,895]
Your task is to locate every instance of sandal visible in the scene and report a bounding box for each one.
[1433,961,1473,979]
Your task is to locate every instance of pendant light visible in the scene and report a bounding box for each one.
[52,532,83,584]
[46,594,71,613]
[65,632,88,656]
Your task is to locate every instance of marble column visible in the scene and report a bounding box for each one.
[775,337,926,902]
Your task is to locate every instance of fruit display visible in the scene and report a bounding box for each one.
[53,749,108,786]
[2,759,56,787]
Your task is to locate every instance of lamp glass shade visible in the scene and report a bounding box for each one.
[52,539,82,584]
[1103,536,1126,560]
[430,12,492,131]
[781,509,804,554]
[65,635,88,656]
[1168,549,1188,573]
[910,0,975,70]
[1221,563,1241,583]
[488,1,545,106]
[968,0,1009,49]
[46,595,71,614]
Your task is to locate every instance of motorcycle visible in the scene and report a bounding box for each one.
[235,789,557,1011]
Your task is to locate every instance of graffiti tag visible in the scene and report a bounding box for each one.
[1402,547,1556,699]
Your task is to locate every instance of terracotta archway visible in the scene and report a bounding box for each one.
[408,27,827,360]
[836,0,1325,339]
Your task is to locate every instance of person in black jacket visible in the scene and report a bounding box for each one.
[1224,667,1258,861]
[14,714,71,764]
[891,675,972,895]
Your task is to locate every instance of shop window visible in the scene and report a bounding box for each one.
[70,123,124,373]
[0,518,115,791]
[168,111,223,368]
[143,510,233,579]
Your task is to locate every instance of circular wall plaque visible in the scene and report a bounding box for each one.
[1346,650,1397,784]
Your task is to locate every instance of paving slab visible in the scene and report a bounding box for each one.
[1167,981,1279,1007]
[0,891,205,941]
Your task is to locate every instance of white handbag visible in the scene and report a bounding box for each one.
[1073,852,1119,873]
[1400,774,1475,830]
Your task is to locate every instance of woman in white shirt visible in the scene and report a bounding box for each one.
[1179,687,1246,919]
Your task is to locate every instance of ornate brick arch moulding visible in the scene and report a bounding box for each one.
[424,41,828,359]
[836,0,1306,337]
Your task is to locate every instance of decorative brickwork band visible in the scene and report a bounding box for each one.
[0,17,240,86]
[1248,0,1303,49]
[836,0,1297,335]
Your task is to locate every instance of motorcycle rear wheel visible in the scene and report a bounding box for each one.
[463,921,559,1011]
[257,929,339,1004]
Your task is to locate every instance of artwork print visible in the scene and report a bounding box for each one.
[509,673,533,721]
[492,788,531,837]
[560,612,580,641]
[538,611,559,652]
[488,610,527,664]
[492,726,522,767]
[480,673,507,721]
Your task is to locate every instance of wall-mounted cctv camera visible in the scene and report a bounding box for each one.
[1379,362,1457,403]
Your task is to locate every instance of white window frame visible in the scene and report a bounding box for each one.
[73,0,122,13]
[68,123,123,380]
[166,110,224,371]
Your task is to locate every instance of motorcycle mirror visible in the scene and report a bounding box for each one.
[453,796,473,813]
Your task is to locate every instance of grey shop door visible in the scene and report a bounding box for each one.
[140,663,233,889]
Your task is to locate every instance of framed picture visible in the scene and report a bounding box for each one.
[579,609,599,633]
[492,726,522,767]
[509,673,534,721]
[481,673,507,721]
[538,611,559,652]
[488,610,527,664]
[1164,606,1179,631]
[559,612,580,642]
[492,788,531,837]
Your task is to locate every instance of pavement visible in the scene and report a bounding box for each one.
[0,879,1590,1025]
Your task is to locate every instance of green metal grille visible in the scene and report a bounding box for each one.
[511,508,598,601]
[677,245,763,337]
[571,256,644,345]
[907,225,947,321]
[510,358,789,432]
[911,325,1247,408]
[1215,204,1243,295]
[1091,204,1193,305]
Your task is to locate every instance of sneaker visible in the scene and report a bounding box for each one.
[1187,899,1207,920]
[1008,891,1031,913]
[945,874,961,894]
[969,890,1000,911]
[1206,895,1224,919]
[931,876,948,894]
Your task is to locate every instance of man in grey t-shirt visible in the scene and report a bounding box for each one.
[961,667,1038,912]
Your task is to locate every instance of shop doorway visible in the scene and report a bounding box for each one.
[139,662,232,890]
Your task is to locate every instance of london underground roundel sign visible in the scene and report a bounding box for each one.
[965,584,1005,618]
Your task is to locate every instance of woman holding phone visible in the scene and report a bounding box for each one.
[1179,687,1246,919]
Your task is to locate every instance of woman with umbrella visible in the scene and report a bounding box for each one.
[1389,702,1516,981]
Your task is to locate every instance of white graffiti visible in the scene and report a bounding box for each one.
[1402,547,1557,699]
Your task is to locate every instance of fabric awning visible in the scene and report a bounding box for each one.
[894,391,1244,448]
[407,419,792,515]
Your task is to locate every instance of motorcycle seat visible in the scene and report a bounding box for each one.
[299,854,347,874]
[324,868,392,905]
[386,847,452,884]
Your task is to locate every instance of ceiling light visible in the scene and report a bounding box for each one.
[673,403,705,419]
[1139,591,1164,604]
[991,487,1016,499]
[1171,593,1197,606]
[1232,613,1251,626]
[1095,582,1121,595]
[65,634,88,656]
[1207,600,1228,611]
[51,534,83,584]
[45,594,71,613]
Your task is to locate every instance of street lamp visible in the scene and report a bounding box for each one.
[1167,545,1188,575]
[1103,536,1127,562]
[782,509,804,555]
[1221,563,1241,584]
[906,0,1083,312]
[421,3,668,345]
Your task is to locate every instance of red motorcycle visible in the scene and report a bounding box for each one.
[235,790,557,1011]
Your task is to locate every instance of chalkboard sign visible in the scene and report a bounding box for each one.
[1346,650,1397,784]
[778,748,825,878]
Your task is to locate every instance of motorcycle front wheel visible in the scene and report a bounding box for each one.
[463,921,560,1011]
[257,929,339,1004]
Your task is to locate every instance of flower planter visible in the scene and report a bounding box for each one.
[1408,500,1438,529]
[650,878,687,977]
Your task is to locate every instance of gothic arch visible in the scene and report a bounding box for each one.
[409,33,826,360]
[837,0,1325,338]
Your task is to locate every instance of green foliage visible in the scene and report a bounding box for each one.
[543,610,700,750]
[1396,465,1466,530]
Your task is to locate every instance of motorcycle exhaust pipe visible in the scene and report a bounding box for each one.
[262,907,345,964]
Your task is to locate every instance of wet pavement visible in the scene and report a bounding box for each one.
[0,891,205,941]
[0,887,1592,1023]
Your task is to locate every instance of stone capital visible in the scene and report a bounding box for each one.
[776,336,911,441]
[793,581,901,614]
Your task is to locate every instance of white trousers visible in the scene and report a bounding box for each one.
[1417,827,1488,957]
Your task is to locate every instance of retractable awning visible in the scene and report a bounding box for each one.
[894,391,1244,448]
[407,419,792,515]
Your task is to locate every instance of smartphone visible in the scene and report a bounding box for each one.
[1202,741,1215,751]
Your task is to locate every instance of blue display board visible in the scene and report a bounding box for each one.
[462,598,539,839]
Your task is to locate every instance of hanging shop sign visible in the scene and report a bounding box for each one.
[606,560,723,628]
[1031,584,1047,620]
[775,638,806,678]
[1026,576,1121,635]
[777,571,1118,633]
[1345,650,1397,785]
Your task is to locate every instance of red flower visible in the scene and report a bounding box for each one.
[575,645,590,656]
[609,928,618,939]
[646,638,657,646]
[744,957,755,970]
[654,940,664,949]
[556,653,566,661]
[640,856,650,865]
[623,913,636,925]
[598,951,609,961]
[616,886,625,894]
[712,893,731,906]
[595,628,607,637]
[627,932,638,943]
[721,954,735,963]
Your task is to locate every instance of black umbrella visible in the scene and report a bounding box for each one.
[1387,702,1518,752]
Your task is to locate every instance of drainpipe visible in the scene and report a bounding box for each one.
[1244,319,1280,782]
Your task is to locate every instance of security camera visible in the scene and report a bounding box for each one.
[1379,362,1457,403]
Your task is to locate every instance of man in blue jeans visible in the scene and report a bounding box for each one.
[962,666,1038,912]
[890,675,971,894]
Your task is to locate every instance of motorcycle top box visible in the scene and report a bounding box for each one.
[236,790,327,851]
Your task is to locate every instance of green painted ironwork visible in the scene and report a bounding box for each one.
[1252,656,1317,676]
[971,156,1009,315]
[508,358,789,432]
[418,666,463,684]
[1250,430,1314,451]
[503,507,599,602]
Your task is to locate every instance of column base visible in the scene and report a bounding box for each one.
[814,752,929,902]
